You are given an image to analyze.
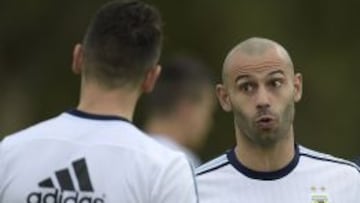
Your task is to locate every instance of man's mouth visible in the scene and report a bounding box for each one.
[255,115,276,129]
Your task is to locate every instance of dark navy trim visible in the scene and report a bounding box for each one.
[67,109,130,123]
[227,144,300,180]
[300,153,360,173]
[353,157,360,167]
[196,161,230,176]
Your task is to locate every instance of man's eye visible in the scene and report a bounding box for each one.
[271,79,282,88]
[240,83,254,92]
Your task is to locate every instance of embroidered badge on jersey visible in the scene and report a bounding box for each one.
[310,186,329,203]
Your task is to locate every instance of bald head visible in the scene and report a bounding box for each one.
[222,37,294,82]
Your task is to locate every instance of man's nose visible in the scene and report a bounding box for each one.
[255,86,270,110]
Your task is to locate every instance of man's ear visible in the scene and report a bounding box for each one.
[141,65,161,93]
[72,43,84,75]
[294,73,303,102]
[216,84,232,112]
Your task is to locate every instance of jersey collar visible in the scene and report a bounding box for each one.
[66,109,131,123]
[227,144,300,180]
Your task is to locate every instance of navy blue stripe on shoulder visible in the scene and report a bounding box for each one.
[300,153,360,173]
[353,157,360,167]
[196,153,230,176]
[196,161,229,176]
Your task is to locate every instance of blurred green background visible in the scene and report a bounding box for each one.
[1,0,359,161]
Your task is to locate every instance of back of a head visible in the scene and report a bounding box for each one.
[82,0,163,88]
[146,55,213,117]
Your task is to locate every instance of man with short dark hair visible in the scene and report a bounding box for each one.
[0,1,198,202]
[144,55,216,167]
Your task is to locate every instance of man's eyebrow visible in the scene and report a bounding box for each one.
[268,70,285,76]
[235,75,250,83]
[234,70,285,83]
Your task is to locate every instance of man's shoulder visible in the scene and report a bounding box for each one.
[196,152,230,177]
[96,123,190,169]
[1,112,185,165]
[1,115,61,149]
[299,145,360,174]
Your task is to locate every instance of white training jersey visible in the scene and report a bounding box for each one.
[196,145,360,203]
[0,109,198,203]
[152,135,202,167]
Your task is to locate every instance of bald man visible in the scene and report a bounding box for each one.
[196,37,360,203]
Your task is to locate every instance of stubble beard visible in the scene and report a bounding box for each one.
[235,102,295,148]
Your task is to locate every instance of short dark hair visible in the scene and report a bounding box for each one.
[82,0,163,88]
[146,55,213,116]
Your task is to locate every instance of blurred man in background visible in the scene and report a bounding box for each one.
[144,55,216,167]
[196,37,360,202]
[0,1,198,202]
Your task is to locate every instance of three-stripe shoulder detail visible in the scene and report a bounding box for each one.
[299,146,360,173]
[196,154,229,176]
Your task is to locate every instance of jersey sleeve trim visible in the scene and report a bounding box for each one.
[196,154,229,176]
[300,153,360,173]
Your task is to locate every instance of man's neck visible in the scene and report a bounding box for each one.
[235,130,295,172]
[77,82,139,122]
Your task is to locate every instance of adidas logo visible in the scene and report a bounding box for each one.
[27,158,105,203]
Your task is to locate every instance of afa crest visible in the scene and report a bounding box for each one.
[311,186,329,203]
[311,194,329,203]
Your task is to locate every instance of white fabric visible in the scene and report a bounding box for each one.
[0,111,198,203]
[196,145,360,203]
[152,135,202,167]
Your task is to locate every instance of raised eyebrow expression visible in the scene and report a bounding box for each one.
[235,70,286,84]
